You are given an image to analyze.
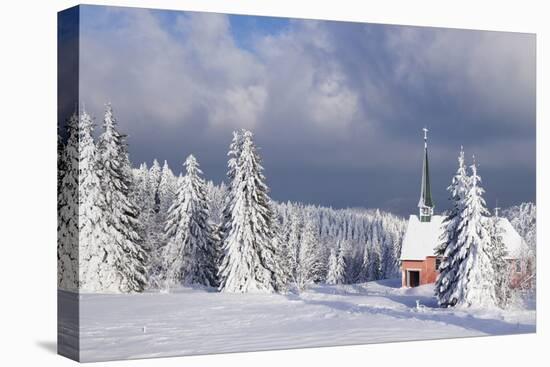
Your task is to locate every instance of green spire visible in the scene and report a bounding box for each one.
[418,128,434,221]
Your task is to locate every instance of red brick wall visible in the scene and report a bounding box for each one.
[401,257,439,287]
[402,257,534,289]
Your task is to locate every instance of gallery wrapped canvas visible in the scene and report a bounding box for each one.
[57,4,536,362]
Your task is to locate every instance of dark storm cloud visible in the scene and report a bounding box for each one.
[77,5,536,215]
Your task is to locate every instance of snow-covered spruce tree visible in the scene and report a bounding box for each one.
[162,155,218,288]
[140,158,168,286]
[345,246,364,284]
[270,210,290,292]
[97,104,148,292]
[132,163,155,230]
[205,181,227,280]
[379,233,395,279]
[58,112,79,291]
[436,159,497,308]
[206,181,227,225]
[131,162,165,287]
[219,130,245,242]
[218,130,280,293]
[365,226,382,281]
[145,160,178,287]
[435,147,469,303]
[357,242,370,283]
[149,159,162,214]
[487,214,511,307]
[296,215,321,290]
[76,110,120,292]
[326,241,346,285]
[286,205,303,283]
[435,147,469,257]
[159,160,177,216]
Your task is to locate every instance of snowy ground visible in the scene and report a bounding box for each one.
[58,279,536,362]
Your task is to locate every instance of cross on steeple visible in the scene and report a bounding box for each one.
[423,127,428,146]
[418,127,434,222]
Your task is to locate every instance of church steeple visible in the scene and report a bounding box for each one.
[418,128,434,222]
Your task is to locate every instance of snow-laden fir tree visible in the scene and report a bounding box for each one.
[379,233,394,279]
[487,212,511,307]
[159,160,177,216]
[326,241,346,285]
[97,104,148,292]
[344,246,364,284]
[218,130,280,293]
[285,205,303,283]
[163,155,218,288]
[436,158,497,308]
[270,209,290,292]
[206,180,227,225]
[219,130,245,241]
[205,181,227,280]
[435,147,469,257]
[76,109,119,292]
[295,215,321,290]
[149,159,162,214]
[58,112,79,291]
[365,226,382,281]
[435,147,470,303]
[132,163,155,231]
[131,162,165,287]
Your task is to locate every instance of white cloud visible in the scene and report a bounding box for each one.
[78,6,535,203]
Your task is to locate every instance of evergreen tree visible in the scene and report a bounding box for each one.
[379,232,394,279]
[143,158,166,285]
[487,214,511,307]
[159,160,177,217]
[435,147,469,257]
[296,215,321,290]
[219,130,245,243]
[58,112,79,291]
[436,159,497,308]
[271,210,290,292]
[149,159,162,214]
[366,226,382,281]
[97,104,148,292]
[435,147,469,302]
[206,180,227,225]
[76,110,117,292]
[163,155,218,288]
[132,162,166,287]
[286,205,302,283]
[326,241,346,285]
[218,130,279,293]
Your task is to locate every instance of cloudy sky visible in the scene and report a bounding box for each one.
[73,5,535,215]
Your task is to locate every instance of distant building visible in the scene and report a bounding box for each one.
[400,129,527,288]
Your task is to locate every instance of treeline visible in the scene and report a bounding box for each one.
[58,105,535,297]
[57,105,406,294]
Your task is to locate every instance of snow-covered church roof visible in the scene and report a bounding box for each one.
[400,214,524,261]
